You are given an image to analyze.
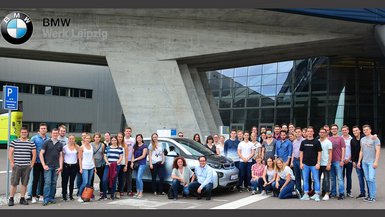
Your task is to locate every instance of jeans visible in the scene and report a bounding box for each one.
[250,177,264,192]
[343,162,353,194]
[27,168,33,197]
[79,168,94,196]
[188,181,213,199]
[43,168,58,203]
[117,165,125,193]
[123,162,133,193]
[302,164,320,194]
[362,162,376,199]
[151,162,166,193]
[330,161,344,196]
[319,166,331,193]
[32,163,44,197]
[61,163,78,198]
[102,165,120,197]
[272,179,296,199]
[171,180,190,199]
[239,162,252,188]
[76,172,83,196]
[135,165,146,192]
[91,165,104,193]
[355,161,368,196]
[292,158,302,193]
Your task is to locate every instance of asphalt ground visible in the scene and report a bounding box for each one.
[0,149,384,209]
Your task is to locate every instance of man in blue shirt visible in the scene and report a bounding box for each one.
[188,156,213,200]
[275,130,293,166]
[29,123,50,204]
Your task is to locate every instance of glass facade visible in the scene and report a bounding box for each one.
[206,57,385,141]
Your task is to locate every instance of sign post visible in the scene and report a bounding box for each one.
[2,86,19,200]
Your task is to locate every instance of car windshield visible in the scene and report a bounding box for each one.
[173,138,215,156]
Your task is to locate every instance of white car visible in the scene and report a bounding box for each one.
[133,137,239,189]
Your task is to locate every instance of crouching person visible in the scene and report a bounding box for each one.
[188,156,213,200]
[170,157,195,200]
[272,158,300,199]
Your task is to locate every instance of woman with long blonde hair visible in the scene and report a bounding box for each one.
[149,133,166,195]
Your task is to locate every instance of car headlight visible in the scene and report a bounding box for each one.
[208,163,221,169]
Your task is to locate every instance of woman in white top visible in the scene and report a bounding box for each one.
[251,132,262,160]
[237,131,256,191]
[272,158,300,199]
[149,133,166,195]
[216,135,225,156]
[117,132,128,199]
[78,134,95,203]
[61,135,79,201]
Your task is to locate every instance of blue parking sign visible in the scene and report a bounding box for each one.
[3,86,19,110]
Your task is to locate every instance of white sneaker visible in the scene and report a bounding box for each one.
[251,190,256,195]
[77,198,84,203]
[32,197,37,204]
[323,194,330,201]
[261,190,267,196]
[314,194,321,202]
[301,194,310,200]
[38,197,44,202]
[310,194,318,200]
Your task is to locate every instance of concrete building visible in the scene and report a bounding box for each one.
[0,9,385,139]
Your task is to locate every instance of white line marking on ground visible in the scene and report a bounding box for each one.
[211,195,270,209]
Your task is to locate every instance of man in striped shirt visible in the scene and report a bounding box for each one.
[8,127,37,206]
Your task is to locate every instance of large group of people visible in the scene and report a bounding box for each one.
[7,122,381,207]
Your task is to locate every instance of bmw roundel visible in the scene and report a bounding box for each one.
[1,12,33,45]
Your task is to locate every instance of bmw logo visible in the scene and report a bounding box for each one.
[1,12,33,45]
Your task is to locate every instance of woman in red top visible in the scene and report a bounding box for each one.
[250,155,265,194]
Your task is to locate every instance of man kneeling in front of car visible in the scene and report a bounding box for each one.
[188,156,214,200]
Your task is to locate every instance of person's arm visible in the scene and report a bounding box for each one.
[199,168,213,190]
[40,149,48,170]
[274,142,278,158]
[224,142,228,157]
[104,153,110,166]
[148,147,153,168]
[78,146,83,174]
[374,143,381,169]
[161,148,165,164]
[216,147,221,155]
[58,151,63,173]
[290,147,294,168]
[9,147,15,169]
[190,173,196,183]
[357,145,363,169]
[248,148,256,162]
[340,147,345,167]
[316,151,321,170]
[251,166,257,179]
[135,147,148,161]
[237,146,244,162]
[327,148,332,171]
[31,148,37,168]
[117,150,123,165]
[287,141,293,165]
[262,167,268,184]
[280,172,291,190]
[299,151,304,169]
[261,145,265,161]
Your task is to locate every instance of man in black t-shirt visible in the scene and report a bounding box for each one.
[300,126,322,202]
[40,128,63,206]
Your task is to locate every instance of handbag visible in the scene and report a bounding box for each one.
[133,161,139,170]
[81,186,94,202]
